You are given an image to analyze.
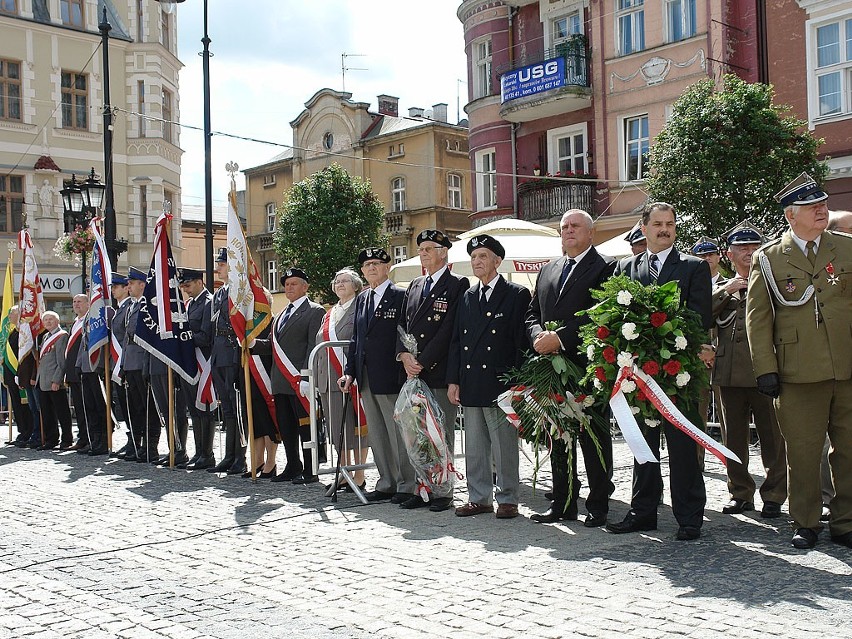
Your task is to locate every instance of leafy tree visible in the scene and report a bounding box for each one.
[647,75,827,247]
[273,163,387,304]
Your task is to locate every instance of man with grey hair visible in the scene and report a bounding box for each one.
[36,311,72,449]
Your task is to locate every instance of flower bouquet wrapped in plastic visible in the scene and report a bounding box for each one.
[393,327,461,501]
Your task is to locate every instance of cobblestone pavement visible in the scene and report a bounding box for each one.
[1,431,850,639]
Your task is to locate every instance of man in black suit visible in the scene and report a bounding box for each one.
[448,235,531,519]
[63,294,89,450]
[397,229,469,512]
[606,201,713,541]
[527,209,616,527]
[3,307,33,446]
[342,248,412,503]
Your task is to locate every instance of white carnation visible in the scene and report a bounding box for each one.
[617,351,634,368]
[622,323,639,340]
[675,371,691,387]
[674,336,688,350]
[645,418,661,428]
[587,345,596,361]
[620,379,636,393]
[617,290,633,306]
[561,432,572,443]
[593,378,603,390]
[631,406,640,415]
[583,396,595,407]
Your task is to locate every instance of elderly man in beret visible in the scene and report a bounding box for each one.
[448,235,531,519]
[747,172,852,550]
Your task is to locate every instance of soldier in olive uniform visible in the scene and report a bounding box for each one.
[712,221,786,518]
[747,172,852,550]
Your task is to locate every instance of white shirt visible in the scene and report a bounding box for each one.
[370,278,392,308]
[647,246,674,269]
[565,245,592,267]
[331,296,355,325]
[286,295,309,313]
[478,274,501,302]
[425,264,448,285]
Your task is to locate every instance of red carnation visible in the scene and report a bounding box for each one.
[575,394,587,403]
[636,389,647,402]
[663,360,681,375]
[594,367,607,381]
[551,393,565,403]
[641,361,660,376]
[596,326,610,339]
[650,312,667,328]
[602,347,617,364]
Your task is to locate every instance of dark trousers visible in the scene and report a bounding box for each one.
[150,373,188,451]
[631,411,707,528]
[4,378,33,441]
[124,370,161,454]
[40,388,73,445]
[211,362,239,419]
[68,381,88,445]
[80,372,106,452]
[551,427,614,516]
[274,392,312,477]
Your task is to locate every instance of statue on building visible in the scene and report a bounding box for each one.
[37,180,55,217]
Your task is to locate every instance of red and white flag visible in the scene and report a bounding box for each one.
[17,229,45,361]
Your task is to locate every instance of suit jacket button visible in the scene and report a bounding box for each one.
[420,334,425,338]
[486,312,491,317]
[464,346,468,350]
[482,364,487,369]
[466,365,471,369]
[486,346,491,351]
[491,329,496,334]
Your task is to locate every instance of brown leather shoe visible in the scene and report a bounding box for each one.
[495,504,519,519]
[455,502,493,517]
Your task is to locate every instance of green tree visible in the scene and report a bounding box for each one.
[647,75,827,248]
[273,163,387,304]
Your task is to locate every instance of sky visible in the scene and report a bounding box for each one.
[174,0,469,210]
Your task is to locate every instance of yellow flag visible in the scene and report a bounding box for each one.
[0,257,17,372]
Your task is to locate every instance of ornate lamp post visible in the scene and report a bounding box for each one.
[60,173,92,291]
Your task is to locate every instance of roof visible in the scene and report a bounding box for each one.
[361,114,465,142]
[180,203,228,226]
[243,148,294,173]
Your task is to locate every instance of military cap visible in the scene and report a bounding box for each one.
[357,247,391,265]
[280,267,309,287]
[624,222,646,245]
[128,266,147,282]
[215,247,228,263]
[416,229,452,248]
[691,236,720,256]
[466,234,505,259]
[111,272,129,286]
[774,172,828,207]
[724,219,764,245]
[177,267,204,283]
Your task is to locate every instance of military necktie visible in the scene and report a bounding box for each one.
[366,291,376,319]
[649,254,660,282]
[280,303,294,327]
[421,276,433,303]
[806,241,817,266]
[479,284,490,312]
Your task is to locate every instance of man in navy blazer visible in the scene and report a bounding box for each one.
[342,248,413,503]
[448,235,531,519]
[606,201,713,541]
[526,209,616,527]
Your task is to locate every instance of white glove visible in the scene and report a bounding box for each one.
[298,380,310,397]
[248,338,257,349]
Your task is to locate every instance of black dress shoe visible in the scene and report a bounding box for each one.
[123,451,138,462]
[760,501,782,518]
[429,497,453,512]
[271,468,303,483]
[676,526,701,541]
[605,512,657,534]
[38,441,58,451]
[530,507,578,523]
[821,505,831,523]
[400,495,427,509]
[88,448,109,456]
[365,490,394,502]
[792,528,818,549]
[208,457,235,473]
[391,492,412,504]
[343,481,366,493]
[583,512,607,528]
[722,498,754,514]
[75,445,91,455]
[292,474,319,485]
[831,531,852,548]
[241,464,264,478]
[186,456,215,471]
[226,461,248,475]
[259,465,277,479]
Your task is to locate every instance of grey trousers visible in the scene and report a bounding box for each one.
[462,405,519,506]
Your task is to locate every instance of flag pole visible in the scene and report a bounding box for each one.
[243,342,257,481]
[168,367,175,468]
[104,348,113,451]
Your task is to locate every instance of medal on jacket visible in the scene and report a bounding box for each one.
[785,279,795,293]
[826,262,840,286]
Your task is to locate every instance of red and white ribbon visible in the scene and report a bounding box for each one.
[411,390,462,501]
[194,347,217,411]
[271,312,310,413]
[321,310,367,429]
[65,318,83,358]
[611,365,741,466]
[39,329,67,357]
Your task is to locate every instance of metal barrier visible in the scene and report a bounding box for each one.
[302,339,375,504]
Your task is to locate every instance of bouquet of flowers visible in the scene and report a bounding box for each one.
[498,321,607,494]
[53,225,95,266]
[393,327,461,502]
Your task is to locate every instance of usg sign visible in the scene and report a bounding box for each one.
[501,57,566,103]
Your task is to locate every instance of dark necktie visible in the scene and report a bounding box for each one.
[366,291,376,319]
[806,241,817,266]
[479,284,490,312]
[421,276,433,303]
[649,254,660,282]
[558,258,576,291]
[280,303,294,328]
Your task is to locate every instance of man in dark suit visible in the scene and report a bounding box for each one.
[606,201,713,541]
[253,268,325,484]
[3,307,34,446]
[448,235,531,519]
[63,294,89,450]
[397,229,469,511]
[109,273,132,458]
[527,209,616,527]
[341,248,412,503]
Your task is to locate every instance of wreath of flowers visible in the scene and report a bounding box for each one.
[578,275,708,429]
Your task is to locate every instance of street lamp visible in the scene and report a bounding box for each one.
[155,0,215,292]
[60,172,95,292]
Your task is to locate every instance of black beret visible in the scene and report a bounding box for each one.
[466,234,505,259]
[416,229,452,248]
[357,247,391,265]
[280,267,309,286]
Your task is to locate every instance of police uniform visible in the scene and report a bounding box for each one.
[712,222,786,516]
[110,275,133,457]
[746,173,852,548]
[77,311,108,455]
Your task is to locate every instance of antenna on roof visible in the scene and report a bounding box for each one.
[341,52,368,92]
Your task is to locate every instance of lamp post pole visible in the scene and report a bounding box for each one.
[201,0,214,292]
[98,7,119,269]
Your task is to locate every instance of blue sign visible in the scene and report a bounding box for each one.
[501,57,566,103]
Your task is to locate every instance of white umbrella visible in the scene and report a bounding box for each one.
[389,219,562,288]
[594,233,632,259]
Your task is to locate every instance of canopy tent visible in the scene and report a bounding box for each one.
[389,218,562,289]
[594,232,633,259]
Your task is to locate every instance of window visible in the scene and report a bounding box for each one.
[0,0,17,15]
[61,71,87,130]
[137,0,144,41]
[393,246,407,264]
[161,9,171,51]
[476,148,497,210]
[550,12,582,51]
[162,88,173,143]
[814,18,852,118]
[623,115,649,181]
[266,203,276,232]
[0,59,21,121]
[61,0,84,27]
[474,38,493,99]
[665,0,696,42]
[616,0,645,56]
[391,177,406,212]
[548,124,588,175]
[137,81,145,137]
[262,174,276,186]
[0,174,24,233]
[267,260,278,291]
[447,173,462,209]
[139,185,148,242]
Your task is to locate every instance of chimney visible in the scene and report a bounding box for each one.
[408,107,425,118]
[377,94,398,117]
[432,103,448,123]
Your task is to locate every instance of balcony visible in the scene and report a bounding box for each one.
[519,181,594,223]
[385,213,413,237]
[497,36,592,123]
[248,232,275,253]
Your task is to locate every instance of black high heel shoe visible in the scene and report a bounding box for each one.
[259,465,277,479]
[242,464,264,479]
[342,481,367,493]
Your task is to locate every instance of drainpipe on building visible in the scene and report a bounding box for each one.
[508,6,518,218]
[756,0,769,83]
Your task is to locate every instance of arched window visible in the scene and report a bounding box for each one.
[391,177,406,212]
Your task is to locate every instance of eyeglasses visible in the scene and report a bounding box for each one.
[333,279,353,285]
[417,246,444,254]
[361,261,384,268]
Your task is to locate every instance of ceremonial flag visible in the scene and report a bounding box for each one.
[134,211,198,385]
[17,229,44,361]
[87,218,112,364]
[0,258,15,371]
